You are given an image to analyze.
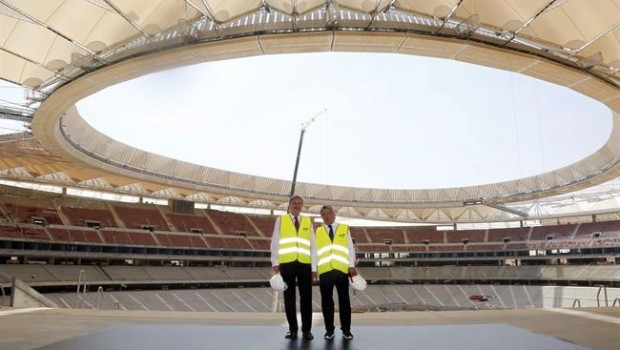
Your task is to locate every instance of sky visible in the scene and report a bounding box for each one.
[2,51,613,190]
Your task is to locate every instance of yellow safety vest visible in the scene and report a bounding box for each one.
[278,214,312,264]
[316,224,350,275]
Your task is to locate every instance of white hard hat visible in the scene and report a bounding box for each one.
[349,275,367,291]
[270,273,287,292]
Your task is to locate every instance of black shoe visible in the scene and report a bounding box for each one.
[285,331,297,340]
[324,331,335,340]
[342,331,354,340]
[302,331,314,340]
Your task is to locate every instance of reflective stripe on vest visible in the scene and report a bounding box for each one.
[316,224,349,275]
[278,214,312,264]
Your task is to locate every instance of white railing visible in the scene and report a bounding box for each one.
[75,269,87,308]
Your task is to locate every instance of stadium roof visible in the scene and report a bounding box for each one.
[0,0,619,224]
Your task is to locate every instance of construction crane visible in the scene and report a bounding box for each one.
[289,108,327,199]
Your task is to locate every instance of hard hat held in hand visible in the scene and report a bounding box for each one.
[270,273,288,292]
[349,275,367,291]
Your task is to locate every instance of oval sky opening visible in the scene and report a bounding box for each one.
[77,52,612,190]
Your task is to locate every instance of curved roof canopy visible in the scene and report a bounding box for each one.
[0,0,619,224]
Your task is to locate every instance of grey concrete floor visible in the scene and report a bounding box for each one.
[0,307,618,350]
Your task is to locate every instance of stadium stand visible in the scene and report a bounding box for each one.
[4,203,63,225]
[47,226,102,244]
[530,224,577,240]
[45,265,109,284]
[487,227,530,242]
[166,212,217,234]
[0,264,58,283]
[245,237,271,251]
[3,264,619,289]
[349,226,370,243]
[142,266,194,281]
[112,204,170,231]
[61,206,118,228]
[403,227,444,244]
[429,244,465,252]
[102,266,156,282]
[575,221,620,238]
[244,214,275,236]
[155,232,207,248]
[465,243,505,252]
[221,267,268,280]
[99,229,147,245]
[0,223,24,239]
[204,209,259,236]
[356,243,391,253]
[1,193,619,314]
[203,235,253,250]
[445,229,486,243]
[40,283,620,313]
[2,194,617,264]
[2,214,620,261]
[20,225,51,241]
[366,227,406,244]
[390,245,427,253]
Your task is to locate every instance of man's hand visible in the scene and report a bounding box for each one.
[348,267,357,277]
[273,265,280,274]
[312,271,318,284]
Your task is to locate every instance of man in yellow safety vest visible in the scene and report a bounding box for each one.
[316,205,357,341]
[270,195,317,340]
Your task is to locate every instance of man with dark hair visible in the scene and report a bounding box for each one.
[316,205,357,340]
[270,195,316,340]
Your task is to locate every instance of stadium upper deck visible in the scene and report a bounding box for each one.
[0,190,618,270]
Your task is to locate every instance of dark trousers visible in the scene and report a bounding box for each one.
[279,261,313,333]
[319,269,351,333]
